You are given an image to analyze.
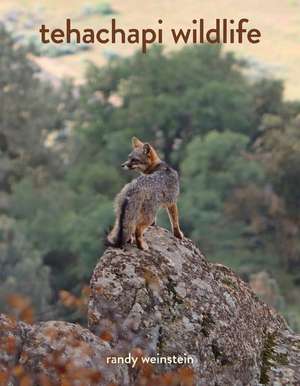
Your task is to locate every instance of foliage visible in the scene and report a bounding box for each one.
[179,131,266,267]
[81,1,117,17]
[78,45,257,165]
[258,119,300,214]
[0,26,76,318]
[26,35,91,57]
[0,26,75,192]
[0,216,51,317]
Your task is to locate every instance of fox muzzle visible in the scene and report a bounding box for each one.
[121,161,130,169]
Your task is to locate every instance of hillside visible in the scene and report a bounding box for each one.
[1,0,300,99]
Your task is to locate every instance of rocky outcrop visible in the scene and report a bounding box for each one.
[88,226,300,386]
[0,315,126,385]
[0,314,28,381]
[263,329,300,385]
[1,227,300,385]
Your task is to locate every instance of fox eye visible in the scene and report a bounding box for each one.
[131,158,139,163]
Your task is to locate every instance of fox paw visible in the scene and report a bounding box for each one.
[128,235,134,244]
[137,240,149,251]
[174,228,184,240]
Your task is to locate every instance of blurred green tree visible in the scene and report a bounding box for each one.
[0,27,74,193]
[0,215,52,317]
[77,45,260,166]
[180,130,266,269]
[0,26,76,317]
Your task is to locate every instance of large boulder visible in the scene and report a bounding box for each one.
[1,227,299,385]
[88,226,300,385]
[0,316,126,385]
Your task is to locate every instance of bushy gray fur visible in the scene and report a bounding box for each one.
[108,162,179,246]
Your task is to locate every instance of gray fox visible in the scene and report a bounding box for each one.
[107,137,184,250]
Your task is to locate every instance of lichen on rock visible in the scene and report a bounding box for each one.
[0,316,126,385]
[88,226,299,385]
[1,226,299,385]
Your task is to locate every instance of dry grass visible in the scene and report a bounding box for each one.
[1,0,300,99]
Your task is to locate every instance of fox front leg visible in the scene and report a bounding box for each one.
[128,234,134,244]
[151,216,157,226]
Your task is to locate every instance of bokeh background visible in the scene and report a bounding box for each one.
[0,0,300,330]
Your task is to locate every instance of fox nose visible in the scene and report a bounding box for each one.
[121,161,129,168]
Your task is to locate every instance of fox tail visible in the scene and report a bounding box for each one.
[106,197,129,248]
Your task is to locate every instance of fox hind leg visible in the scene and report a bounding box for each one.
[167,203,184,239]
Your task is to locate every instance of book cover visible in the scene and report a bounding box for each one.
[0,1,299,385]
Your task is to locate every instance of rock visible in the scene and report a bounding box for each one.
[88,226,300,385]
[264,329,300,385]
[1,227,299,385]
[0,316,126,385]
[0,314,30,385]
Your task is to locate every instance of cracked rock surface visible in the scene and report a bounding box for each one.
[0,315,125,385]
[88,226,300,385]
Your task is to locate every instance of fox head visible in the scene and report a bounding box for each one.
[121,137,161,174]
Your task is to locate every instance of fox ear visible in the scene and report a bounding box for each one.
[132,137,144,148]
[143,143,152,155]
